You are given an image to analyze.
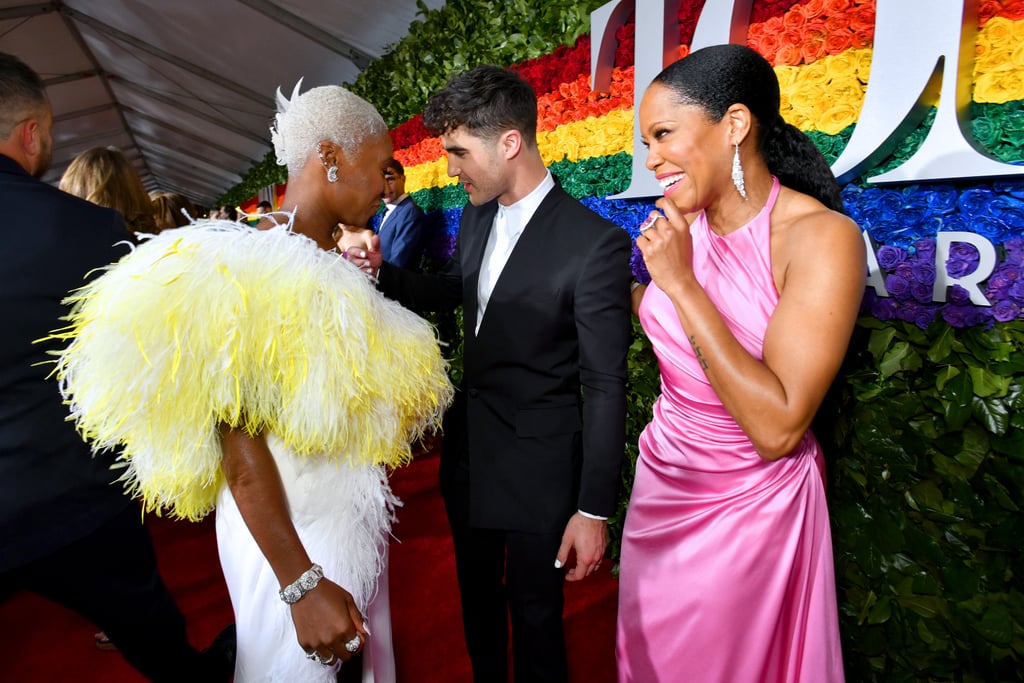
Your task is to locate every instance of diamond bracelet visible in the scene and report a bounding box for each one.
[278,563,324,604]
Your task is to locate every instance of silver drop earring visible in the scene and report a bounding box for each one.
[732,143,747,200]
[316,143,339,183]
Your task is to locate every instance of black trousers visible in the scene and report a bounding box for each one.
[1,503,226,682]
[443,472,568,683]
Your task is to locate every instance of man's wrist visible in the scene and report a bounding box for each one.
[578,509,608,521]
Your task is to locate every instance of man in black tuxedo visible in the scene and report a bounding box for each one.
[0,52,232,681]
[345,64,631,682]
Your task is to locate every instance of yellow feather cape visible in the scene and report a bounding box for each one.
[49,220,453,520]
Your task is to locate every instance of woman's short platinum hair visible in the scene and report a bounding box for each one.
[271,79,387,176]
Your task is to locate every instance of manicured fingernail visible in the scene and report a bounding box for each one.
[363,621,371,636]
[554,559,563,569]
[359,250,366,258]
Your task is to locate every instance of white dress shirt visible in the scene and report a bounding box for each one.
[475,172,555,335]
[379,192,408,229]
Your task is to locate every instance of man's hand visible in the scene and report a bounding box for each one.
[555,512,608,582]
[335,224,373,250]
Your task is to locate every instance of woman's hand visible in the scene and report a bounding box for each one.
[635,198,696,297]
[220,426,370,667]
[291,579,369,665]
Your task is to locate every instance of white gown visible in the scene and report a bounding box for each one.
[216,435,398,682]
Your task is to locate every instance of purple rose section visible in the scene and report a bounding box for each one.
[617,179,1024,329]
[850,179,1024,328]
[865,233,1024,329]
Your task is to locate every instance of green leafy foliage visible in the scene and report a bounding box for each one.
[348,0,606,127]
[219,150,286,208]
[608,317,659,563]
[830,318,1024,681]
[219,0,604,206]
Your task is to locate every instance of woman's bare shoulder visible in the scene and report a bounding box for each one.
[770,187,864,292]
[774,188,861,248]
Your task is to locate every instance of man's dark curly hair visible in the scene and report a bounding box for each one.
[423,64,538,147]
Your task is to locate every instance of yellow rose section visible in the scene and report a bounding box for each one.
[400,15,1023,203]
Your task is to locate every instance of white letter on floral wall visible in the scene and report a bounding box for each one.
[933,232,998,305]
[831,0,1024,184]
[593,0,682,199]
[690,0,753,51]
[864,232,889,297]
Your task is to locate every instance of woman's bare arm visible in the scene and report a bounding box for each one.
[220,425,369,662]
[638,194,864,460]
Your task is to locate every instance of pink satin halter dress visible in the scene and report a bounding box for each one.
[616,178,844,682]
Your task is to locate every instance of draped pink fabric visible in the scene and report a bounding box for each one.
[616,179,844,682]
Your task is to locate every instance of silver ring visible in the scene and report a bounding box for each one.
[305,650,317,661]
[344,635,362,653]
[639,213,662,232]
[319,651,337,666]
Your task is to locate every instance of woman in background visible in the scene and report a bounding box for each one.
[617,44,863,682]
[60,146,158,237]
[151,190,196,232]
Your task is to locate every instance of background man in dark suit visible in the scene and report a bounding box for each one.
[0,52,232,682]
[372,157,428,270]
[344,64,631,682]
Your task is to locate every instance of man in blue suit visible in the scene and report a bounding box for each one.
[0,52,232,681]
[373,158,427,270]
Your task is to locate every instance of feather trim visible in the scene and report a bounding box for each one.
[50,219,453,520]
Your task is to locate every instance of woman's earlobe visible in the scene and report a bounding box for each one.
[316,141,340,183]
[726,104,753,147]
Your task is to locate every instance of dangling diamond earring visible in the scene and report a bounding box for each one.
[732,143,747,200]
[316,142,339,184]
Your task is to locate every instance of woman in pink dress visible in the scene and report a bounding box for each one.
[616,44,864,682]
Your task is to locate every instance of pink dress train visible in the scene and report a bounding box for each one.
[616,178,844,682]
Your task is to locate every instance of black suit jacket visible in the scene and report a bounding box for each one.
[379,184,631,533]
[0,154,133,571]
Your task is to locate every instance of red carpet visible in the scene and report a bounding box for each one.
[0,448,619,682]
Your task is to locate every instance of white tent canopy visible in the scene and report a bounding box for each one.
[0,0,445,206]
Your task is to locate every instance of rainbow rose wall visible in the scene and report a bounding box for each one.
[227,1,1024,679]
[397,0,1024,331]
